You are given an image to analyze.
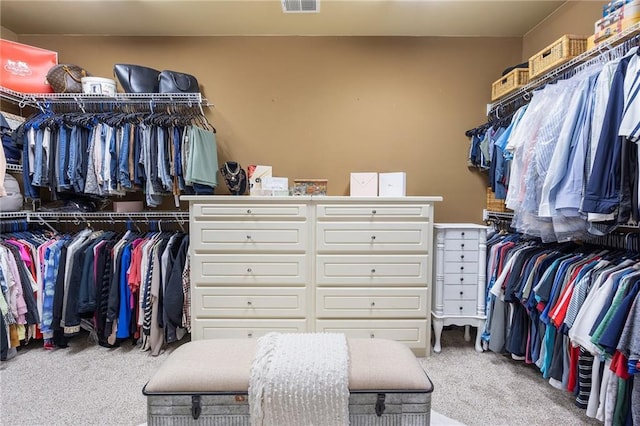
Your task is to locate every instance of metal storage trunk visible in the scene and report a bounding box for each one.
[144,338,433,425]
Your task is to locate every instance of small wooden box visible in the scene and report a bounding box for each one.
[491,68,530,102]
[528,34,588,79]
[293,179,328,196]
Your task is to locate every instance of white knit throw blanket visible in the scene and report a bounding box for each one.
[248,333,350,426]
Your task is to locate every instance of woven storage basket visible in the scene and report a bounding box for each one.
[528,35,588,79]
[486,187,510,213]
[491,68,530,102]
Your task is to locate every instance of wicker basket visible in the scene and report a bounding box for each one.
[486,187,510,213]
[528,35,588,79]
[491,68,530,101]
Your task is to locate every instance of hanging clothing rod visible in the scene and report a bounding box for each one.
[0,210,189,223]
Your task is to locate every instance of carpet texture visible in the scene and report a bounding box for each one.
[1,326,601,425]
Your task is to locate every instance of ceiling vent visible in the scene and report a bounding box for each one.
[282,0,319,13]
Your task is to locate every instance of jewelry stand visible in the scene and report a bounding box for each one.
[220,161,247,195]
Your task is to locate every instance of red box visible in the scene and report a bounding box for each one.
[0,39,57,93]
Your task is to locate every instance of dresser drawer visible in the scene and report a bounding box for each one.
[192,254,308,285]
[193,287,307,318]
[316,222,429,252]
[442,300,478,316]
[192,221,307,252]
[193,319,309,340]
[315,320,427,352]
[443,239,478,252]
[443,229,482,240]
[443,285,478,301]
[316,204,432,220]
[192,203,307,220]
[443,250,479,263]
[316,288,428,318]
[443,273,480,285]
[316,255,428,286]
[443,261,478,274]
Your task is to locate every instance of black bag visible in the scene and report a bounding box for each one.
[113,64,160,93]
[158,70,199,93]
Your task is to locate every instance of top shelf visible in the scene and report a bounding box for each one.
[490,21,640,116]
[0,85,212,109]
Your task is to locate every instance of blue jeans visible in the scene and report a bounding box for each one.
[117,123,131,189]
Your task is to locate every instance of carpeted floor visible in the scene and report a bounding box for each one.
[1,326,601,425]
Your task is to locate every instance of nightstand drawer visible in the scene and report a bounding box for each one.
[316,204,432,220]
[443,250,479,263]
[444,239,478,251]
[442,300,477,316]
[192,221,307,252]
[193,287,307,318]
[443,273,479,285]
[316,255,428,286]
[316,222,429,252]
[194,319,309,340]
[443,229,481,240]
[316,288,428,318]
[443,262,479,274]
[192,254,308,285]
[192,203,307,219]
[443,285,478,300]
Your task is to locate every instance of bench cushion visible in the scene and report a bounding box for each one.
[145,338,432,394]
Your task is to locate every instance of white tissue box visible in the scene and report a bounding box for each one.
[350,172,378,197]
[378,172,406,197]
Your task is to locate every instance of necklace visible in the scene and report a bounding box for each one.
[221,161,247,194]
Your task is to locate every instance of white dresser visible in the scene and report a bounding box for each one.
[431,223,487,353]
[184,196,442,356]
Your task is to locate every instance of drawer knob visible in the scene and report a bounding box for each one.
[372,210,377,214]
[248,332,253,338]
[460,266,464,271]
[371,301,376,307]
[461,232,465,236]
[247,268,252,273]
[370,333,375,339]
[461,243,465,248]
[460,277,464,282]
[371,235,376,240]
[459,306,463,311]
[460,255,465,260]
[247,209,252,214]
[459,291,464,296]
[247,301,252,305]
[371,268,376,273]
[246,235,252,240]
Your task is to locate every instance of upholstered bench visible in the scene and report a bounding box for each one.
[144,337,433,425]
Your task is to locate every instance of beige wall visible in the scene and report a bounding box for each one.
[18,35,522,223]
[522,1,602,61]
[1,26,18,41]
